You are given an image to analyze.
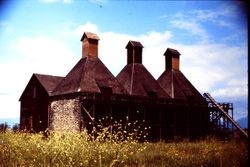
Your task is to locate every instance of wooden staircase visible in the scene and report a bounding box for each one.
[203,93,248,138]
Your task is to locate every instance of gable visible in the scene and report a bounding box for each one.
[19,74,63,101]
[35,74,64,95]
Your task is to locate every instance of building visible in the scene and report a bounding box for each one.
[19,32,210,140]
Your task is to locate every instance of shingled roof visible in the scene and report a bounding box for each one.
[19,73,63,100]
[34,74,64,95]
[158,47,205,103]
[80,32,100,41]
[126,40,144,48]
[164,48,180,57]
[157,69,205,103]
[117,63,170,98]
[117,40,170,99]
[52,57,128,96]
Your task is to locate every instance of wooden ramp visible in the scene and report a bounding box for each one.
[203,93,248,138]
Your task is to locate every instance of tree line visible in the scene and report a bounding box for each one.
[0,122,19,133]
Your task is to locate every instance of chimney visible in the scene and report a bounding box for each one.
[125,40,144,64]
[164,48,181,71]
[80,32,100,59]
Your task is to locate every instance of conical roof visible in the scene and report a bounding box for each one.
[117,63,170,98]
[52,57,128,96]
[157,69,205,103]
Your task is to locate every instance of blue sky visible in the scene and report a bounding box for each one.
[0,0,248,124]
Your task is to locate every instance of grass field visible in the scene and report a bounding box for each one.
[0,130,248,167]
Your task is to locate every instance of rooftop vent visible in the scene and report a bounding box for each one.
[164,48,181,71]
[80,32,100,59]
[126,40,144,64]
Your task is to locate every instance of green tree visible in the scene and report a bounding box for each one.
[12,123,20,132]
[0,122,9,133]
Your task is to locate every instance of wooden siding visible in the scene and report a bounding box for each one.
[20,76,49,132]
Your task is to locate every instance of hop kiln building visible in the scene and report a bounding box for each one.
[20,32,244,140]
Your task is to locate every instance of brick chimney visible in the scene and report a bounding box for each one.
[80,32,100,59]
[126,40,144,64]
[164,48,181,71]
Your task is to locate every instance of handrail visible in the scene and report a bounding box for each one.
[204,93,248,138]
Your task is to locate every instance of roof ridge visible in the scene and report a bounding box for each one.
[52,59,85,95]
[52,57,128,96]
[78,57,88,92]
[129,62,135,95]
[117,64,169,98]
[34,73,64,78]
[157,69,205,102]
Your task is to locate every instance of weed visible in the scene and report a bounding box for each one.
[0,127,248,167]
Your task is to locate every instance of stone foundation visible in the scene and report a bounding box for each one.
[49,98,81,131]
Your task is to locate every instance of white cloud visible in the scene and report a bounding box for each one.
[189,9,231,27]
[212,86,247,98]
[0,63,27,95]
[0,94,20,118]
[139,31,173,47]
[73,22,100,37]
[0,34,79,119]
[99,32,134,75]
[165,11,211,43]
[0,62,29,119]
[181,44,247,94]
[0,21,14,33]
[185,9,233,28]
[211,77,248,98]
[170,19,209,44]
[15,35,78,76]
[190,10,218,21]
[165,8,238,44]
[98,30,173,76]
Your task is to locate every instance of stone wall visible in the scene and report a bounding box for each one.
[49,98,81,131]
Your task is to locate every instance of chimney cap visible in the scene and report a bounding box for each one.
[164,48,181,57]
[126,40,144,49]
[80,32,100,41]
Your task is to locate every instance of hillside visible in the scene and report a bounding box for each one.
[237,117,248,129]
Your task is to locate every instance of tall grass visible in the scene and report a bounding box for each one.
[130,138,248,167]
[0,130,248,167]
